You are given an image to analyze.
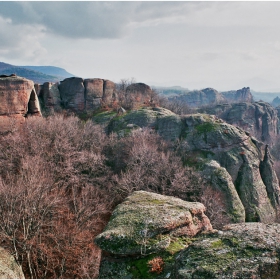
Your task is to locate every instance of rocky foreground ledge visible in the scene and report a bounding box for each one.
[95,191,280,279]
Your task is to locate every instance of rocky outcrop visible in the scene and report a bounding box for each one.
[126,83,152,94]
[105,107,183,140]
[0,247,24,278]
[0,75,41,134]
[182,114,279,222]
[96,191,212,278]
[176,223,280,279]
[169,88,225,108]
[96,107,280,223]
[221,87,253,103]
[271,96,280,107]
[96,193,280,279]
[84,78,103,111]
[168,87,253,108]
[95,191,212,256]
[40,82,61,114]
[39,77,116,113]
[58,77,85,112]
[199,101,279,144]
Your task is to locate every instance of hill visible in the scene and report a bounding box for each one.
[0,62,74,84]
[22,65,74,79]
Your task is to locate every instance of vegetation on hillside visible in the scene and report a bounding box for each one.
[0,113,228,278]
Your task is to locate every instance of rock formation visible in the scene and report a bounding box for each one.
[176,223,280,279]
[221,87,253,103]
[38,77,117,113]
[169,88,225,108]
[96,191,280,279]
[0,247,24,278]
[96,191,213,278]
[94,107,280,223]
[199,101,279,144]
[95,191,212,256]
[271,96,280,107]
[0,75,41,134]
[168,87,253,108]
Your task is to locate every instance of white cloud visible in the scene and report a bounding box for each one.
[0,16,47,63]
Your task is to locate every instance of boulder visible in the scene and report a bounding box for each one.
[95,191,212,256]
[0,247,24,278]
[58,77,85,112]
[126,83,152,94]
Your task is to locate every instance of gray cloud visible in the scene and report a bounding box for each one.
[0,2,210,39]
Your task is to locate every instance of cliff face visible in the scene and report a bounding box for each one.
[96,107,280,223]
[199,101,279,144]
[0,75,41,134]
[168,87,253,108]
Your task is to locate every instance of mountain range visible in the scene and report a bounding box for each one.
[0,62,74,84]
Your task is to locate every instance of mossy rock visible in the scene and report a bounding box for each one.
[176,223,280,279]
[95,191,212,255]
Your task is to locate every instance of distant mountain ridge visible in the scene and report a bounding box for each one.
[0,62,74,84]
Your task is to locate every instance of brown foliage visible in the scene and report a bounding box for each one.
[148,257,164,274]
[0,115,113,278]
[0,112,230,277]
[200,185,231,229]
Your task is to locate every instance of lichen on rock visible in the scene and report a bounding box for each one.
[95,191,212,255]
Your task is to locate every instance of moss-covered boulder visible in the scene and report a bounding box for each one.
[95,191,212,255]
[0,247,24,278]
[106,107,183,141]
[176,223,280,279]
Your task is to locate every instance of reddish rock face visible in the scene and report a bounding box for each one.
[0,75,41,133]
[103,80,115,103]
[0,76,34,115]
[84,78,103,111]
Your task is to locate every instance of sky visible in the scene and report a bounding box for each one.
[1,1,280,91]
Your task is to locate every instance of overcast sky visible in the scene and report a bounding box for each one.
[1,1,280,91]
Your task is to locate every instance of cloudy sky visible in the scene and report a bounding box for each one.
[1,1,280,91]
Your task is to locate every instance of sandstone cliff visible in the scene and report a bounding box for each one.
[198,101,279,144]
[0,75,41,134]
[94,107,280,223]
[38,77,117,113]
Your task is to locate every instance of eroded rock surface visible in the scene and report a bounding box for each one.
[182,113,279,222]
[99,107,280,223]
[176,223,280,279]
[199,101,279,144]
[95,191,212,256]
[0,75,41,133]
[97,197,280,279]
